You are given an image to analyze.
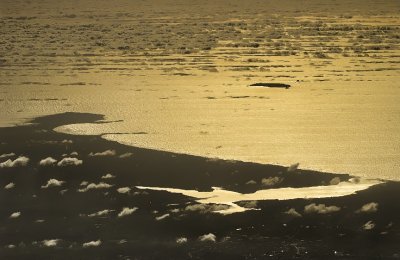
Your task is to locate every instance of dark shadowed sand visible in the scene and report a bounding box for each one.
[1,113,400,259]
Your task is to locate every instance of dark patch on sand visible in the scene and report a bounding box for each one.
[249,83,291,89]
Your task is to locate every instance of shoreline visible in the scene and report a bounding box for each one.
[5,113,396,183]
[4,112,359,192]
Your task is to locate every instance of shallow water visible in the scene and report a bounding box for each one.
[137,179,382,214]
[1,1,400,181]
[48,76,400,181]
[1,64,399,181]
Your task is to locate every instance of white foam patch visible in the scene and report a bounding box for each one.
[82,240,101,248]
[57,157,82,167]
[4,182,15,189]
[0,153,15,159]
[42,239,60,247]
[136,179,381,215]
[117,207,138,217]
[9,212,21,218]
[78,182,113,192]
[39,157,57,166]
[0,156,29,168]
[89,150,116,157]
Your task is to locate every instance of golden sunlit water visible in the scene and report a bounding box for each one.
[1,0,400,180]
